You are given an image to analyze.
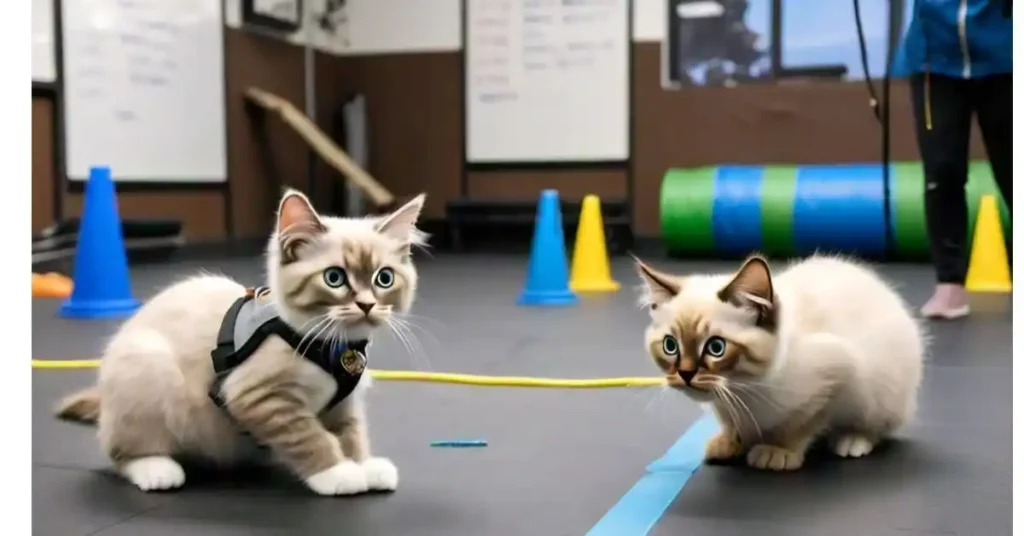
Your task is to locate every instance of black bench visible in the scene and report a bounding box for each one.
[445,198,633,254]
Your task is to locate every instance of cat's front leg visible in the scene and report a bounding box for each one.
[746,401,831,472]
[226,392,368,496]
[323,396,398,492]
[747,336,853,471]
[704,425,746,462]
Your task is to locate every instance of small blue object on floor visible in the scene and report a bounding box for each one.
[430,440,488,448]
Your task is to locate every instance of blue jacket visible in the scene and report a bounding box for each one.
[893,0,1013,78]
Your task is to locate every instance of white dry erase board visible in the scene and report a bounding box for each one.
[33,0,57,83]
[465,0,631,164]
[61,0,228,182]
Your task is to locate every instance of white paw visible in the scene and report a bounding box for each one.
[121,456,186,492]
[305,461,369,496]
[361,457,399,491]
[832,434,876,458]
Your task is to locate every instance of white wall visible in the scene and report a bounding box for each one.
[633,0,667,42]
[337,0,461,55]
[224,0,461,56]
[32,0,57,82]
[226,0,670,54]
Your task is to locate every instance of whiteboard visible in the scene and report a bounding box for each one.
[465,0,630,163]
[61,0,228,182]
[33,0,57,82]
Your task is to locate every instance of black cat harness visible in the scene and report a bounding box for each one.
[208,287,368,413]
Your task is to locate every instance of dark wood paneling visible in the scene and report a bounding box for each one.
[467,169,627,201]
[32,98,56,233]
[223,28,308,237]
[314,51,462,219]
[64,191,227,241]
[629,42,986,235]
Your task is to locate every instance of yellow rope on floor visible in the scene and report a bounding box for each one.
[30,359,665,389]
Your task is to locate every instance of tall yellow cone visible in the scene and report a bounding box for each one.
[965,194,1012,293]
[570,195,620,293]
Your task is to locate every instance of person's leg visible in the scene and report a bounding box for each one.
[971,73,1013,210]
[910,73,974,318]
[971,73,1013,271]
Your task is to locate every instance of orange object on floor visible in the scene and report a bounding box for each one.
[33,272,74,299]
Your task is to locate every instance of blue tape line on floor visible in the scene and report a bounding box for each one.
[585,413,719,536]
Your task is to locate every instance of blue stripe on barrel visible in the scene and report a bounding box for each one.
[711,166,765,256]
[792,164,886,256]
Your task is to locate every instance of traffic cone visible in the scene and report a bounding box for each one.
[59,166,141,319]
[517,190,579,306]
[965,194,1012,293]
[569,195,620,293]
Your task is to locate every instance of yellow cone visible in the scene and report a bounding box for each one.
[569,195,620,293]
[965,194,1012,293]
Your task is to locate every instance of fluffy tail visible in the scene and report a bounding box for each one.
[54,387,101,424]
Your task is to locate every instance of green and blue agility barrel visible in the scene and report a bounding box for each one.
[888,161,1011,259]
[660,162,1010,259]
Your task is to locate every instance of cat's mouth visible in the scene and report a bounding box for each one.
[664,375,715,400]
[344,316,380,328]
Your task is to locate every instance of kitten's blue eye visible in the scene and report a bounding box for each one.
[662,335,680,356]
[703,336,727,358]
[323,266,347,288]
[374,267,395,289]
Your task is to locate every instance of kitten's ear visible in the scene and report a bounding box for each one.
[375,194,427,245]
[718,255,776,324]
[634,257,682,309]
[276,189,324,235]
[276,189,325,263]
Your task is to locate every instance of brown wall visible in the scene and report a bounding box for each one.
[628,42,988,234]
[31,38,990,241]
[31,30,463,240]
[314,51,462,220]
[32,98,55,234]
[467,169,627,202]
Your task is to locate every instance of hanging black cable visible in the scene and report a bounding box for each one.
[853,0,895,258]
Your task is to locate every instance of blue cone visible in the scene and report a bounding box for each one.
[517,190,579,307]
[60,167,140,319]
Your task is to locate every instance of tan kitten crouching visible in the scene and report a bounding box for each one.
[634,254,925,472]
[54,190,429,495]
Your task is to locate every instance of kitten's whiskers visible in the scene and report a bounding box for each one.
[391,314,435,368]
[713,379,764,443]
[294,315,332,355]
[385,315,433,371]
[296,316,337,359]
[728,381,785,411]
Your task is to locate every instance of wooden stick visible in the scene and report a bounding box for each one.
[244,87,395,208]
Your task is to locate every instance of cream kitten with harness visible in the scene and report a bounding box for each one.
[55,190,428,495]
[635,254,924,471]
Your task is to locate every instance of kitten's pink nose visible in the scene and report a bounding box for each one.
[355,302,375,315]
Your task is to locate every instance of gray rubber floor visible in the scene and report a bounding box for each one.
[32,255,1011,536]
